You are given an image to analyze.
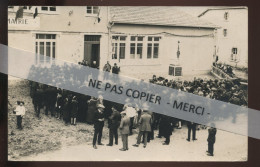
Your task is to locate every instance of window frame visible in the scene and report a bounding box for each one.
[86,6,99,16]
[35,34,57,64]
[147,36,160,59]
[112,36,127,60]
[38,6,58,14]
[231,47,238,61]
[130,36,144,59]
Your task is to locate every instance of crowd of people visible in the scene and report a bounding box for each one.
[150,75,247,106]
[213,62,235,78]
[16,69,247,156]
[78,60,120,74]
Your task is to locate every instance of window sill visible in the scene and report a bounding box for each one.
[85,14,99,17]
[38,11,60,15]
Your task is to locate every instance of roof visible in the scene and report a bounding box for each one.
[198,7,247,17]
[110,6,218,29]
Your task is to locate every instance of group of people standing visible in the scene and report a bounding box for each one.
[25,73,235,155]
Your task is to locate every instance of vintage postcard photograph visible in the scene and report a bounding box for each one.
[7,6,248,161]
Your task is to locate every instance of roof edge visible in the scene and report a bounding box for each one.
[198,7,247,17]
[112,21,219,29]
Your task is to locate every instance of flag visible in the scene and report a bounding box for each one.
[15,6,24,21]
[97,8,101,23]
[33,7,38,19]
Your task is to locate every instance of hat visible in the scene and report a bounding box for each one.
[97,104,105,109]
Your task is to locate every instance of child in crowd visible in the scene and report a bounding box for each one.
[14,101,26,130]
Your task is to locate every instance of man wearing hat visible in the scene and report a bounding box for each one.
[207,123,217,156]
[133,110,152,148]
[92,104,105,149]
[107,106,121,146]
[119,111,130,151]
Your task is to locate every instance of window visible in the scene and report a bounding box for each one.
[23,6,32,10]
[130,36,143,59]
[86,6,99,15]
[147,37,160,59]
[169,66,182,76]
[223,29,227,37]
[112,36,126,60]
[231,48,238,61]
[35,34,56,63]
[224,12,229,20]
[40,6,56,12]
[232,48,237,55]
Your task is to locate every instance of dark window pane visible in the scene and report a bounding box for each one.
[112,43,117,59]
[137,43,142,59]
[35,42,38,53]
[130,43,135,59]
[50,6,56,11]
[41,6,48,11]
[112,36,118,40]
[119,43,125,59]
[87,6,92,13]
[46,42,51,62]
[39,42,44,61]
[85,35,100,41]
[120,36,126,41]
[93,6,99,14]
[46,34,52,39]
[154,43,159,58]
[137,37,143,41]
[147,43,152,59]
[154,37,160,41]
[52,42,56,58]
[131,36,136,41]
[38,34,45,39]
[148,37,153,41]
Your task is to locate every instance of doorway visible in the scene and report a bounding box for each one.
[84,35,101,68]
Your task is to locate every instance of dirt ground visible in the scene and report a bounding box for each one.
[8,78,247,161]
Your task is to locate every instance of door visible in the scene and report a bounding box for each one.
[83,35,101,68]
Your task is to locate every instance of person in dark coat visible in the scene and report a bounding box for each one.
[133,110,152,148]
[187,121,197,141]
[107,106,121,146]
[87,97,98,124]
[112,63,120,74]
[70,96,78,125]
[119,111,130,151]
[32,87,43,118]
[147,111,155,142]
[77,94,90,122]
[45,86,57,116]
[55,91,63,119]
[207,123,217,156]
[160,115,174,145]
[92,104,105,149]
[63,97,71,125]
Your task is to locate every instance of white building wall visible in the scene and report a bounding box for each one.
[8,6,110,67]
[111,24,215,79]
[8,6,216,80]
[199,9,248,68]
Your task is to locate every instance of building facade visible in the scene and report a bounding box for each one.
[8,6,217,80]
[198,7,248,68]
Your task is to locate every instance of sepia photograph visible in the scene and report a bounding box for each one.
[7,6,248,161]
